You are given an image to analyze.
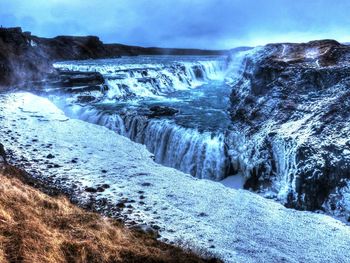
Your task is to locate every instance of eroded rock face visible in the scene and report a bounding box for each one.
[32,35,113,61]
[228,40,350,218]
[0,28,54,86]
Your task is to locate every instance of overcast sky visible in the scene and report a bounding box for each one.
[0,0,349,49]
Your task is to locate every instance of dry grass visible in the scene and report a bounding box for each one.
[0,168,219,263]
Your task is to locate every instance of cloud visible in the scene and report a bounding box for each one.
[0,0,349,49]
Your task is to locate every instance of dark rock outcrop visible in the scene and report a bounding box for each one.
[41,70,108,103]
[148,106,179,118]
[53,71,105,87]
[105,43,227,57]
[0,27,55,86]
[228,40,350,218]
[31,35,115,61]
[0,143,7,165]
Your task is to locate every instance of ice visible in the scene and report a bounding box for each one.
[220,174,245,189]
[305,48,320,59]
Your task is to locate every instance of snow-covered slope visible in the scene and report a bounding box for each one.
[1,92,350,263]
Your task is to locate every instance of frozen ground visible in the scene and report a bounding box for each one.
[1,92,350,263]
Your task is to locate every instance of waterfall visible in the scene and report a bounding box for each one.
[51,100,230,180]
[54,58,226,100]
[123,116,230,180]
[50,56,233,181]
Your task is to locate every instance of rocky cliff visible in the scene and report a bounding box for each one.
[227,40,350,220]
[0,27,55,86]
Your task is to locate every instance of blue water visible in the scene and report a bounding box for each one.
[93,80,231,132]
[51,55,233,180]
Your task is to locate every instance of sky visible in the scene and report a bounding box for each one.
[0,0,349,49]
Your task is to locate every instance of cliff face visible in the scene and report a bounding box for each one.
[33,36,225,60]
[32,35,113,61]
[0,28,106,86]
[105,43,228,56]
[0,27,54,86]
[228,40,350,218]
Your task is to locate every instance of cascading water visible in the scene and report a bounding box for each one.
[123,116,229,180]
[50,55,236,181]
[54,56,226,100]
[50,50,309,199]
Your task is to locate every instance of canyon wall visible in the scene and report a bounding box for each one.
[227,40,350,219]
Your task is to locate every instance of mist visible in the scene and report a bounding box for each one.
[0,0,349,49]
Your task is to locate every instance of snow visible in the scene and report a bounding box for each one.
[1,92,350,263]
[220,174,245,189]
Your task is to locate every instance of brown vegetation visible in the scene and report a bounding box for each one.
[0,167,218,263]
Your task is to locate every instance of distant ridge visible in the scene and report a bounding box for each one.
[0,27,227,86]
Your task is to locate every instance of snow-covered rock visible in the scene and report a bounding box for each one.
[227,40,350,220]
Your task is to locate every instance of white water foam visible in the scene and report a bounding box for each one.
[54,57,226,100]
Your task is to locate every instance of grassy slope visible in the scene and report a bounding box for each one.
[0,166,218,263]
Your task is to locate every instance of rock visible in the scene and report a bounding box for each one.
[46,154,55,159]
[76,95,96,103]
[85,187,98,193]
[0,27,54,86]
[56,71,104,88]
[96,187,105,192]
[130,224,159,238]
[101,184,110,189]
[152,224,161,230]
[227,40,350,216]
[137,77,156,84]
[192,65,205,79]
[0,143,7,165]
[116,201,126,208]
[148,106,179,118]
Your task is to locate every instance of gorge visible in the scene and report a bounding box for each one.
[1,27,350,263]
